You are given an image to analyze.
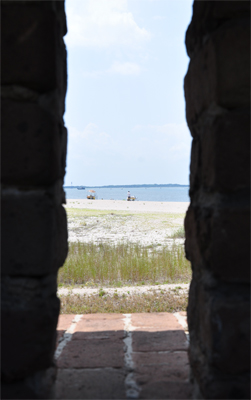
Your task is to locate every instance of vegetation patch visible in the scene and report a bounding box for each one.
[170,226,185,238]
[58,241,191,286]
[59,290,188,314]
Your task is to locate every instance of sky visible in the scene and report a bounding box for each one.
[64,0,194,186]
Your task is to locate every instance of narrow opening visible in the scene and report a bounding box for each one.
[56,0,194,396]
[59,0,193,311]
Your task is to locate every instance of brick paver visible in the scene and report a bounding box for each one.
[55,312,192,399]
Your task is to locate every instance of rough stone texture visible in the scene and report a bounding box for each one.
[1,1,68,398]
[185,1,250,398]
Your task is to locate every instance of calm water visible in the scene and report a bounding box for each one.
[65,186,190,202]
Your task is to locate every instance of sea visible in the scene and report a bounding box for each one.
[64,186,190,202]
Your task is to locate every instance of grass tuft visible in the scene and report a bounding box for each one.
[58,241,191,286]
[170,226,185,238]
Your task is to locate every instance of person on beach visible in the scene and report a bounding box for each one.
[127,191,131,201]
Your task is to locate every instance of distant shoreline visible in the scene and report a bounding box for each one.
[64,184,189,189]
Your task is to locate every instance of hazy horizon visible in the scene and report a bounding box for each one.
[64,182,189,187]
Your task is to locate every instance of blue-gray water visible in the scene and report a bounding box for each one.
[65,186,190,202]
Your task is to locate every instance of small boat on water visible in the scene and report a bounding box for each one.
[127,195,136,201]
[87,190,97,199]
[77,186,85,190]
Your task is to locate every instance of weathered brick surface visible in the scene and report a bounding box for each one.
[2,194,68,276]
[1,367,57,400]
[56,314,75,348]
[185,203,250,283]
[55,313,192,399]
[185,19,250,127]
[139,381,192,399]
[210,299,250,374]
[131,312,184,331]
[2,1,68,396]
[188,280,250,371]
[189,109,250,193]
[74,313,125,333]
[57,314,75,331]
[57,338,125,369]
[133,351,190,381]
[186,1,250,59]
[2,293,59,381]
[200,110,250,192]
[132,330,188,353]
[2,2,57,92]
[185,1,250,398]
[55,368,126,399]
[1,100,63,185]
[131,313,188,352]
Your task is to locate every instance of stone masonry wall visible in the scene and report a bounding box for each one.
[1,1,68,398]
[184,1,250,399]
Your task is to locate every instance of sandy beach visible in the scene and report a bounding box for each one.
[65,200,189,246]
[66,199,189,214]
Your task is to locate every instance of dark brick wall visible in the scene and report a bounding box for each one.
[1,1,68,398]
[1,1,250,399]
[184,1,250,399]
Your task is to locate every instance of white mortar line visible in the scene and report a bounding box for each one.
[123,314,140,399]
[54,314,83,360]
[173,312,187,329]
[173,312,190,343]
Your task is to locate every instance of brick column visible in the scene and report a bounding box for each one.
[1,1,68,398]
[184,1,250,399]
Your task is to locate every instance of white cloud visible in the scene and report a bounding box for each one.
[68,124,114,156]
[68,122,191,162]
[109,61,141,75]
[82,61,141,77]
[131,122,192,160]
[65,0,150,48]
[66,121,192,184]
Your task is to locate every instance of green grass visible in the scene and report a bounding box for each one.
[58,241,191,287]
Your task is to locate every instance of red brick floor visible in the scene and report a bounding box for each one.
[55,313,192,399]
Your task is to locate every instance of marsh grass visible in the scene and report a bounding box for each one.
[58,241,191,286]
[59,290,188,314]
[170,226,185,238]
